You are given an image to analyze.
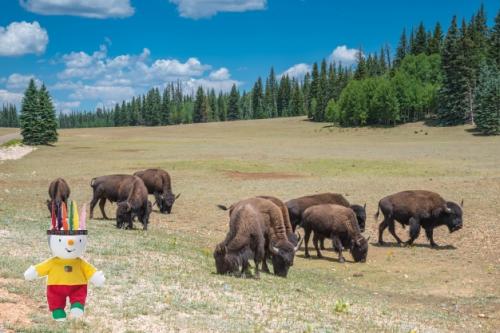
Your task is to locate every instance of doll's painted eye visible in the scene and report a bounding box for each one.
[79,239,82,243]
[58,238,61,242]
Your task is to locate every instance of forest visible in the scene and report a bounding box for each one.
[3,5,499,135]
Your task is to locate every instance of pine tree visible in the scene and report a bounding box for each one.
[310,62,320,103]
[193,86,207,123]
[161,88,171,125]
[489,9,500,68]
[20,79,42,145]
[428,22,443,54]
[303,72,311,117]
[38,84,58,144]
[217,91,226,121]
[438,16,470,125]
[227,84,240,121]
[252,77,265,118]
[413,22,428,55]
[354,49,367,80]
[394,28,408,67]
[289,79,304,116]
[277,75,291,117]
[475,62,500,134]
[264,68,278,117]
[208,89,217,121]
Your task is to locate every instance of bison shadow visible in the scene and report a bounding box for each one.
[370,241,457,250]
[295,254,355,263]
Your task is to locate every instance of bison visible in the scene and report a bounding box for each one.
[90,175,146,220]
[215,198,301,278]
[46,178,71,216]
[302,204,369,263]
[115,178,152,230]
[286,193,366,249]
[133,169,180,214]
[375,190,463,248]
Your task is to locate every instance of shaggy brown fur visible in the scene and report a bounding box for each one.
[46,178,70,215]
[215,198,301,277]
[302,204,368,263]
[375,190,463,247]
[133,168,180,214]
[115,176,151,230]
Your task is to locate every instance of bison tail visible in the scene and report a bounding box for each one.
[90,177,97,188]
[216,204,229,211]
[374,204,380,221]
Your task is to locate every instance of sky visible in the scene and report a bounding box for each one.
[0,0,498,113]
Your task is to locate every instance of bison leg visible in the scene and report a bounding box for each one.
[99,198,110,220]
[320,237,326,250]
[89,194,100,219]
[387,219,403,245]
[313,233,323,258]
[332,235,345,263]
[303,228,312,258]
[405,217,421,246]
[378,219,388,245]
[425,227,438,248]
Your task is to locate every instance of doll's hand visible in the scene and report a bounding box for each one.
[90,271,105,287]
[24,266,38,281]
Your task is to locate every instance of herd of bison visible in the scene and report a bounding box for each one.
[47,168,464,278]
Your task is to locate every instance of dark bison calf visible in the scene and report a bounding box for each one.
[375,190,463,248]
[116,177,152,230]
[302,204,369,263]
[90,174,147,220]
[134,168,180,214]
[46,178,70,216]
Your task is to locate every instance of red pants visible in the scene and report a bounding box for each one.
[47,285,88,311]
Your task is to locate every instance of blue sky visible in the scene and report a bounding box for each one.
[1,0,498,113]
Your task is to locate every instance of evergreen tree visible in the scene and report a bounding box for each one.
[217,91,226,121]
[489,9,500,68]
[277,75,291,117]
[252,77,265,118]
[227,84,240,121]
[354,49,367,80]
[264,67,278,117]
[310,62,320,102]
[289,79,304,116]
[20,79,42,144]
[193,86,207,123]
[37,84,58,144]
[161,88,171,125]
[428,22,443,54]
[475,62,500,134]
[394,28,408,67]
[413,22,428,55]
[303,72,311,117]
[208,89,218,121]
[438,16,470,125]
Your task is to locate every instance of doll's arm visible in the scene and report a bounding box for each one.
[89,271,105,287]
[24,266,39,281]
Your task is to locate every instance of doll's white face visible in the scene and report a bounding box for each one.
[49,235,87,259]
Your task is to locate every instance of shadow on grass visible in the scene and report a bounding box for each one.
[295,253,353,263]
[370,241,457,250]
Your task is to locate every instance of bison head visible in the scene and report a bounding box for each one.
[350,204,367,232]
[157,193,181,214]
[213,244,239,275]
[269,234,302,277]
[116,201,132,229]
[350,236,369,262]
[443,201,463,233]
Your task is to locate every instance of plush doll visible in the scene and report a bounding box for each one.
[24,201,105,321]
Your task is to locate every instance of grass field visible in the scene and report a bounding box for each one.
[0,117,499,332]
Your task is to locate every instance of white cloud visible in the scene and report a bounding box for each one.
[330,45,360,66]
[209,67,230,80]
[0,90,23,105]
[0,21,48,56]
[279,63,311,80]
[170,0,266,19]
[52,45,239,108]
[20,0,134,18]
[54,100,81,114]
[5,73,42,90]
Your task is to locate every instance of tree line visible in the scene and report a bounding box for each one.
[0,104,19,127]
[2,5,498,135]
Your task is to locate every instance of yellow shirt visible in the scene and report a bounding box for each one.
[35,257,97,286]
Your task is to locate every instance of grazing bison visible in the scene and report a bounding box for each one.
[115,178,152,230]
[375,190,463,247]
[215,198,301,278]
[46,178,70,215]
[302,204,369,263]
[133,169,180,214]
[90,174,142,219]
[286,193,366,249]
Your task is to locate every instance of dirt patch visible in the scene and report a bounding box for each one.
[0,145,35,161]
[223,170,302,180]
[0,279,34,330]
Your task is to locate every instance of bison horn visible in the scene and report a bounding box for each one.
[460,199,464,208]
[269,242,280,255]
[365,236,371,242]
[444,206,452,214]
[294,233,303,252]
[175,193,181,200]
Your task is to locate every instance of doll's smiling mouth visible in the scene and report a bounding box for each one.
[65,248,75,253]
